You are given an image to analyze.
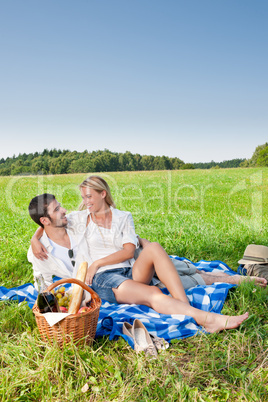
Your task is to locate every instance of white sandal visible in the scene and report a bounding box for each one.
[122,320,169,356]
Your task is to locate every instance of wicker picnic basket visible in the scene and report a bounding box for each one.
[33,278,101,348]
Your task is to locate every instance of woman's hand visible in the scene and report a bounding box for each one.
[138,237,151,248]
[85,243,135,285]
[31,239,48,260]
[31,227,48,260]
[85,261,101,285]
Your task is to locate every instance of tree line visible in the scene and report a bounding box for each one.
[193,158,245,169]
[0,149,187,176]
[0,144,267,176]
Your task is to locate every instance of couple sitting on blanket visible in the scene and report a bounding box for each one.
[28,176,267,334]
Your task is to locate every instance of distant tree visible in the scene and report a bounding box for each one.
[170,157,184,170]
[11,160,23,175]
[48,157,58,174]
[180,163,195,170]
[117,152,135,171]
[140,155,155,170]
[153,156,171,170]
[32,156,45,174]
[0,166,11,175]
[41,149,50,157]
[69,155,94,173]
[107,153,119,171]
[91,155,106,172]
[241,142,268,167]
[256,146,268,167]
[98,150,119,172]
[48,148,62,158]
[153,156,163,170]
[125,151,136,171]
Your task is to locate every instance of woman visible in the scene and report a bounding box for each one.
[32,176,249,333]
[78,176,248,333]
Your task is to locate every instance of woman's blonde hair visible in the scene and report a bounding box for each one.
[79,175,116,210]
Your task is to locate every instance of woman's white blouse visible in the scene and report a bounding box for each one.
[85,207,139,274]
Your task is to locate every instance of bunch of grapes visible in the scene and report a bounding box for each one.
[51,286,71,310]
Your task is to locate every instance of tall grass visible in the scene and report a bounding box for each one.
[0,168,267,401]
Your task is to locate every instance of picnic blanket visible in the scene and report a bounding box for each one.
[0,257,239,347]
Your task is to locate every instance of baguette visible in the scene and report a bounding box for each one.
[68,262,88,314]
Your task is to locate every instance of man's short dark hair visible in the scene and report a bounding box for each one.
[28,193,56,228]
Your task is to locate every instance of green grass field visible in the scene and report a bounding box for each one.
[0,168,267,401]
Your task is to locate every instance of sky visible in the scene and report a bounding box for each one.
[0,0,267,163]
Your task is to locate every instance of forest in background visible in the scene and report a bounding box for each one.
[0,142,267,176]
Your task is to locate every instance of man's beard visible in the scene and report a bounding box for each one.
[54,222,68,228]
[49,217,68,228]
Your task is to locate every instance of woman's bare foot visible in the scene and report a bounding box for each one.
[203,312,249,333]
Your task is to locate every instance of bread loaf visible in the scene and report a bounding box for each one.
[68,262,88,314]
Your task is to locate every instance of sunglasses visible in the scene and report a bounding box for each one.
[68,249,75,267]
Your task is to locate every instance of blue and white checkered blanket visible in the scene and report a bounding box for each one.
[0,257,238,347]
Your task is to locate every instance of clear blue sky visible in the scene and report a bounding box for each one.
[0,0,267,163]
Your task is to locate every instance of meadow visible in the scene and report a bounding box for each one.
[0,168,267,401]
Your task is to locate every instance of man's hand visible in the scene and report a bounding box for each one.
[85,261,101,285]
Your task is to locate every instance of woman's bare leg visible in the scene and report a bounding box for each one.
[113,280,249,333]
[132,242,189,304]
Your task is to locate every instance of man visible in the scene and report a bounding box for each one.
[28,193,91,288]
[28,194,267,290]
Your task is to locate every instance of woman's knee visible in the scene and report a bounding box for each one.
[145,242,164,255]
[147,286,164,305]
[113,281,162,307]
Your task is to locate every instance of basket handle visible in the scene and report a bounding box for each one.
[46,278,101,302]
